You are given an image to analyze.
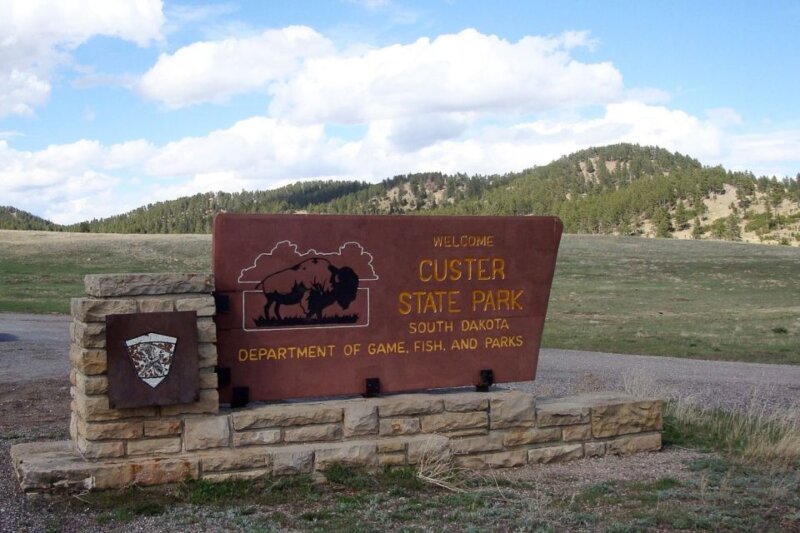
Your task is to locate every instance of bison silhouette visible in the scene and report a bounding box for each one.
[256,257,359,322]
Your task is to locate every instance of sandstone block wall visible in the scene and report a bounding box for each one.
[12,272,664,495]
[69,273,219,460]
[15,388,663,493]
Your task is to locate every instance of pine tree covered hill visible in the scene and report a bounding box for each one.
[3,144,800,244]
[0,206,60,231]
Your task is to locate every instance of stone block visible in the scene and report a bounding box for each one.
[69,412,78,442]
[606,433,662,455]
[377,439,406,454]
[200,449,270,472]
[343,403,378,437]
[455,450,528,470]
[74,392,157,421]
[420,411,488,433]
[233,404,342,430]
[379,417,420,436]
[234,429,282,447]
[283,424,342,443]
[315,442,378,470]
[501,427,561,447]
[12,441,72,473]
[69,345,107,375]
[202,469,270,482]
[176,296,216,316]
[144,419,182,437]
[136,297,175,313]
[272,448,314,475]
[562,424,593,442]
[443,394,489,412]
[406,435,451,465]
[76,437,124,459]
[130,457,199,486]
[446,428,488,437]
[377,395,444,417]
[160,389,219,416]
[84,273,213,297]
[378,453,406,466]
[77,417,143,440]
[127,437,182,456]
[489,392,535,429]
[591,400,663,438]
[197,318,217,342]
[91,457,200,489]
[199,370,218,390]
[527,444,584,464]
[450,434,504,455]
[198,343,217,368]
[73,464,135,491]
[71,298,137,323]
[536,399,591,427]
[74,372,108,395]
[584,442,605,458]
[71,321,106,349]
[184,415,231,451]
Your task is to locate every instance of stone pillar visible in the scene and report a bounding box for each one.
[69,273,219,460]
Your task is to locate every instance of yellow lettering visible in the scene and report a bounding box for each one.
[472,289,524,312]
[398,292,412,315]
[418,259,433,282]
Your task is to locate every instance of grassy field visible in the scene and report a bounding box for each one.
[0,230,210,314]
[1,229,797,363]
[545,235,800,364]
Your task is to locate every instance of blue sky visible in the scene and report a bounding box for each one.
[1,0,798,224]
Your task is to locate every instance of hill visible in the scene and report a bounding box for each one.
[4,144,799,244]
[0,206,61,231]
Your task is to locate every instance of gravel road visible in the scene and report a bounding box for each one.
[1,312,798,411]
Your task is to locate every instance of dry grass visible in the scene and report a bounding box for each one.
[624,372,800,467]
[413,437,465,493]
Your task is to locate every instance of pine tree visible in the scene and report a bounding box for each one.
[674,201,689,230]
[652,206,673,238]
[691,217,704,239]
[725,213,742,240]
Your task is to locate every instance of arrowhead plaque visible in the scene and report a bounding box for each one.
[125,333,178,388]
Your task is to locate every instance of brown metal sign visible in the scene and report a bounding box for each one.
[213,214,562,402]
[106,311,199,408]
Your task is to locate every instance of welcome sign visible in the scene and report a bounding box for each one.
[213,214,562,402]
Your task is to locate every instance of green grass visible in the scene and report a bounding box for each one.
[544,235,800,364]
[33,458,799,531]
[1,229,798,363]
[0,230,210,314]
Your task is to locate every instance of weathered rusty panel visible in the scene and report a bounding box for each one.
[213,214,562,402]
[106,311,199,408]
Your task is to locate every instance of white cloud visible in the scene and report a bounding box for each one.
[0,0,164,47]
[0,0,164,117]
[139,26,333,108]
[0,69,50,116]
[137,27,622,122]
[3,100,800,225]
[268,29,623,124]
[726,130,800,176]
[345,0,392,9]
[144,117,342,178]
